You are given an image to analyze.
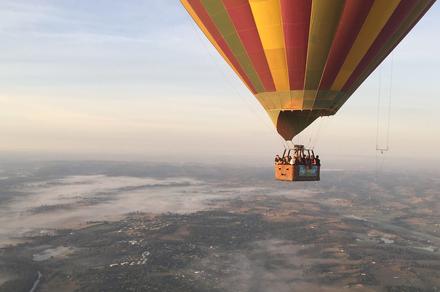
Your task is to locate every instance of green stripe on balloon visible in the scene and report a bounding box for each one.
[334,0,434,112]
[200,0,264,93]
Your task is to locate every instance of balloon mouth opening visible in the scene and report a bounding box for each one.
[276,110,326,140]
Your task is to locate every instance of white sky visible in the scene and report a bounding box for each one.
[0,1,439,165]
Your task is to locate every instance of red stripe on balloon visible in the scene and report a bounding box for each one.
[342,0,435,97]
[280,0,311,90]
[222,0,276,92]
[187,0,257,94]
[342,0,419,92]
[319,0,374,90]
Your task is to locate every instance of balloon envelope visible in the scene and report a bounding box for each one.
[182,0,435,140]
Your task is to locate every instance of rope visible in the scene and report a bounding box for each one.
[304,117,319,149]
[375,65,383,151]
[309,116,326,149]
[375,54,394,177]
[385,54,393,150]
[183,12,277,137]
[376,53,393,153]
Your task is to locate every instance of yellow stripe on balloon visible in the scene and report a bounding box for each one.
[267,110,281,128]
[256,90,341,111]
[249,0,289,91]
[331,0,401,91]
[180,0,254,94]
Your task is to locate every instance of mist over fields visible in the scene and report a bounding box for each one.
[0,160,439,291]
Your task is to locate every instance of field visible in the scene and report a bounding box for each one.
[0,161,439,291]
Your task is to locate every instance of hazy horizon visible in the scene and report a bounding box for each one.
[1,3,439,290]
[1,1,439,164]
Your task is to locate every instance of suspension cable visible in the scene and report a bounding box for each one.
[376,53,394,154]
[385,54,394,150]
[309,116,325,149]
[183,12,277,136]
[376,65,383,152]
[375,54,394,178]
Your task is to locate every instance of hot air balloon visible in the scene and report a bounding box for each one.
[181,0,435,181]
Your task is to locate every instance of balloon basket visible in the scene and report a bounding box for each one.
[274,164,320,182]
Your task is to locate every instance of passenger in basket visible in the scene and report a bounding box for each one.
[315,155,321,166]
[274,155,281,164]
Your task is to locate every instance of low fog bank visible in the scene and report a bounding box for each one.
[0,160,438,291]
[0,151,439,173]
[0,159,439,248]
